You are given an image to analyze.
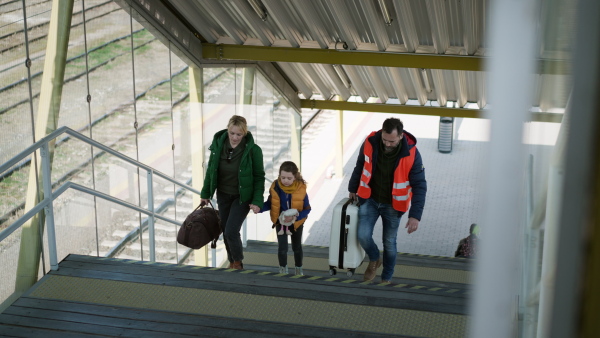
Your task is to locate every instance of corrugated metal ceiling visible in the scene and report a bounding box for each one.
[128,0,569,120]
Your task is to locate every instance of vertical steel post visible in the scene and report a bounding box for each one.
[334,95,344,178]
[242,219,247,248]
[189,66,208,266]
[469,0,538,336]
[239,67,255,249]
[147,169,155,262]
[40,143,58,271]
[291,112,302,168]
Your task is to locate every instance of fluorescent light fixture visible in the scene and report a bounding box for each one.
[248,0,267,21]
[378,0,393,26]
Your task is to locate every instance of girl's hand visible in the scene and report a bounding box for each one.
[249,204,260,214]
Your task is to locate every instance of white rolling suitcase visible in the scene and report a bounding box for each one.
[328,198,365,277]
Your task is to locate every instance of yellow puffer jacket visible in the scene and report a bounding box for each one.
[268,180,310,230]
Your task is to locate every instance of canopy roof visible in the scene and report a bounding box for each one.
[118,0,568,122]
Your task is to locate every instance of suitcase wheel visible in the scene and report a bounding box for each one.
[329,268,337,276]
[347,269,355,277]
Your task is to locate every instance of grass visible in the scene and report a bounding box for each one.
[0,170,27,185]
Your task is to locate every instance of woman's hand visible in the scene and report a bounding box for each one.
[249,204,260,214]
[200,198,210,206]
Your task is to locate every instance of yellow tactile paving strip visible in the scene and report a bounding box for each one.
[98,258,469,294]
[241,252,472,284]
[251,241,469,261]
[31,275,467,337]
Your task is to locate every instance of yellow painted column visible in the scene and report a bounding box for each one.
[15,0,74,294]
[582,179,600,336]
[335,95,344,178]
[581,108,600,338]
[239,67,255,109]
[189,66,207,266]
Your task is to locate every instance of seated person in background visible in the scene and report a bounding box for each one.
[455,223,480,258]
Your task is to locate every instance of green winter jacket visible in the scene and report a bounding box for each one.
[200,129,266,208]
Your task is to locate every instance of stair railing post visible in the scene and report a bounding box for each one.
[40,143,58,271]
[211,247,217,268]
[147,169,155,262]
[242,218,247,248]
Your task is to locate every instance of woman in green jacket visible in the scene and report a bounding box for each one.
[200,115,265,270]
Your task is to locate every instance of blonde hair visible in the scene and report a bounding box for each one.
[279,161,306,184]
[228,115,248,135]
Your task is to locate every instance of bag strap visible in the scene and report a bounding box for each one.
[197,200,215,210]
[199,200,220,249]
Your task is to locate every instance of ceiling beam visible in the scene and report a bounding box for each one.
[202,43,567,74]
[300,99,563,123]
[202,43,483,71]
[302,99,482,118]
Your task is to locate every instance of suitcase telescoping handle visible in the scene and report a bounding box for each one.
[338,198,354,269]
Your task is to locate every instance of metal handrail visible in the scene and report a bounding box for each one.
[0,180,181,242]
[0,126,201,196]
[0,126,202,269]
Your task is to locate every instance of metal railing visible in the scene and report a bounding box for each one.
[0,126,202,270]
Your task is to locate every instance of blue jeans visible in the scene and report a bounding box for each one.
[357,198,403,281]
[216,191,250,263]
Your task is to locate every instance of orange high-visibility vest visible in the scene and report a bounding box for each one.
[356,131,416,212]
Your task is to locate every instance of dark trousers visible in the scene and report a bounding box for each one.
[216,191,250,263]
[276,224,303,267]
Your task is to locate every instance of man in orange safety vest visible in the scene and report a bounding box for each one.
[348,118,427,283]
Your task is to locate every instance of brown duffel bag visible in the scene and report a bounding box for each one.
[177,201,221,249]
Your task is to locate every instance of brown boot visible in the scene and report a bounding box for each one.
[363,258,382,281]
[232,261,244,270]
[227,262,234,269]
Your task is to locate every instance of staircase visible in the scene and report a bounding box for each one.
[0,240,471,337]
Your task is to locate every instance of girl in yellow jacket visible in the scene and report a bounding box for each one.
[255,161,311,275]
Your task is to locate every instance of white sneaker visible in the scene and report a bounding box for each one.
[295,266,303,276]
[279,266,288,274]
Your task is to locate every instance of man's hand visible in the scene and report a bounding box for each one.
[405,217,419,234]
[249,204,260,214]
[349,192,357,201]
[200,198,210,206]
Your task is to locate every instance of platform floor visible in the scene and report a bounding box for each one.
[299,111,555,257]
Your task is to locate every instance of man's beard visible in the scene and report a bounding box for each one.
[384,145,397,153]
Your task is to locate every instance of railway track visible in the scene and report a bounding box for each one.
[0,0,48,16]
[1,1,114,52]
[0,1,234,228]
